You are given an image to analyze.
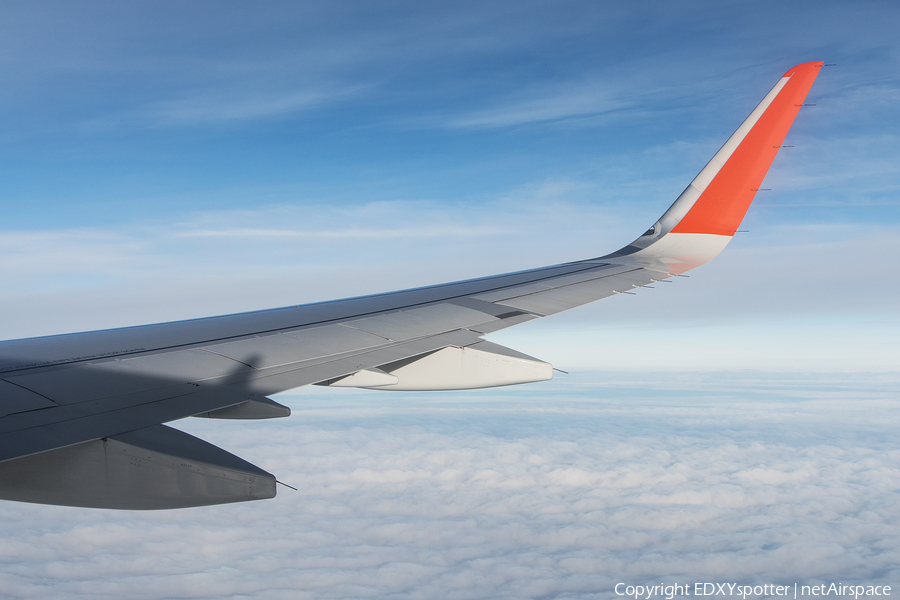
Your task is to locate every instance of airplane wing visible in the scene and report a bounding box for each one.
[0,62,823,509]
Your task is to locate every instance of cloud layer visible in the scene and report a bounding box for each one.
[0,372,897,599]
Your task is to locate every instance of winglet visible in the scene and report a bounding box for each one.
[670,61,822,236]
[608,62,823,271]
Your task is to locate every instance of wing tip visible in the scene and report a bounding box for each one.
[604,61,824,269]
[782,61,825,78]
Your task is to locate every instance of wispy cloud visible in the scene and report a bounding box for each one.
[133,85,369,127]
[0,229,147,278]
[177,225,506,239]
[443,82,632,129]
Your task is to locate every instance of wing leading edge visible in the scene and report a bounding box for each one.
[0,62,823,509]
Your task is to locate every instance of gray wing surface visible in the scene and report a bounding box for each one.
[0,258,661,509]
[0,259,656,462]
[0,62,822,509]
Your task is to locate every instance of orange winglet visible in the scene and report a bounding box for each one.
[670,61,823,236]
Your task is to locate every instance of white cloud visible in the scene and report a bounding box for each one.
[143,88,360,127]
[0,371,897,598]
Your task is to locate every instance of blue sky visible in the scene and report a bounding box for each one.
[2,2,897,230]
[0,1,898,597]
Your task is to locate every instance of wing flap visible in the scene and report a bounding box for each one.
[0,380,58,416]
[196,396,291,419]
[490,268,655,316]
[4,348,251,405]
[203,324,388,369]
[345,303,497,341]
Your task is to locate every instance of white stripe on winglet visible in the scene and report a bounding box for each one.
[691,75,790,193]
